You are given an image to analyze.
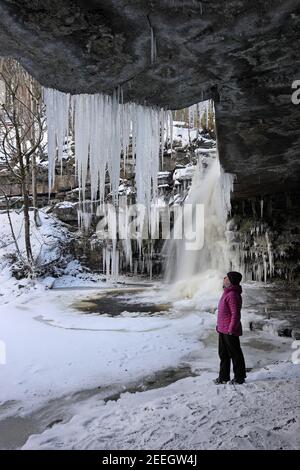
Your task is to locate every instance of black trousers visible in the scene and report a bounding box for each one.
[218,332,246,381]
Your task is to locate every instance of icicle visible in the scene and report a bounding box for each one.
[150,27,157,64]
[206,100,209,129]
[44,88,70,194]
[166,110,173,149]
[160,109,165,169]
[188,103,198,129]
[108,90,122,205]
[266,231,274,278]
[74,93,90,204]
[263,254,268,283]
[184,100,212,134]
[77,202,93,232]
[132,104,160,216]
[44,87,166,229]
[260,198,264,219]
[188,105,193,129]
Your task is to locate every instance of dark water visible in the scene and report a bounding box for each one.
[73,289,171,316]
[102,365,197,402]
[0,364,195,450]
[52,282,155,291]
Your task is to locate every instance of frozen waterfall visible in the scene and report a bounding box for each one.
[163,156,234,296]
[43,88,173,211]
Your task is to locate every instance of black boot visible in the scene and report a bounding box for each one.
[229,378,245,385]
[213,377,229,385]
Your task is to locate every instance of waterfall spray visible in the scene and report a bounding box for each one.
[163,155,234,299]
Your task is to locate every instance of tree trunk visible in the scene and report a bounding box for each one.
[0,189,22,257]
[22,178,33,261]
[16,126,33,262]
[32,153,42,227]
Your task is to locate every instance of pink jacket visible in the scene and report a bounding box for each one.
[217,285,243,336]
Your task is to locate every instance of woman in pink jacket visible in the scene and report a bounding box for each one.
[214,271,246,385]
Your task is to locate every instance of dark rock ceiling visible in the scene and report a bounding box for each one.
[0,0,300,197]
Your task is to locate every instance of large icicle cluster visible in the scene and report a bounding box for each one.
[227,220,276,283]
[43,88,172,209]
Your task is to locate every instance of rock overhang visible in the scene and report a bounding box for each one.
[0,0,300,197]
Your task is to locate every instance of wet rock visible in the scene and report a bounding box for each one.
[249,320,265,331]
[229,192,300,283]
[277,327,293,338]
[291,328,300,340]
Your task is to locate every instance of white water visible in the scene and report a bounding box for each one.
[163,156,234,299]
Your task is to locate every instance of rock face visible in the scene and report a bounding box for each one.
[228,191,300,282]
[0,1,300,196]
[53,201,78,223]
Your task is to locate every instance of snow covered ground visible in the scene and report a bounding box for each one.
[0,275,299,450]
[0,211,299,450]
[23,362,300,450]
[0,283,209,413]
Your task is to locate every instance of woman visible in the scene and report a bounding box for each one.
[214,271,246,385]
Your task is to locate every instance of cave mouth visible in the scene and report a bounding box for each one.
[1,57,299,284]
[0,58,222,281]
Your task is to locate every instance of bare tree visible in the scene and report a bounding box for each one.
[0,59,46,266]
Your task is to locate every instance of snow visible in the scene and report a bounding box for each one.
[172,126,198,147]
[54,201,77,210]
[0,284,206,413]
[172,103,212,148]
[0,248,299,450]
[0,104,299,449]
[51,260,111,288]
[195,147,217,154]
[22,361,300,450]
[173,120,187,127]
[0,210,69,271]
[118,183,133,196]
[173,165,196,181]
